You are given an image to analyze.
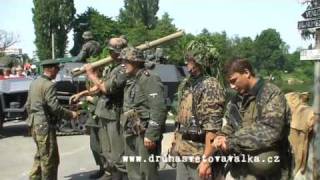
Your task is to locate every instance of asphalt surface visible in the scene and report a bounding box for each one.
[0,120,176,180]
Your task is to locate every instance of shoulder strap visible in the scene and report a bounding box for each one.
[256,82,265,120]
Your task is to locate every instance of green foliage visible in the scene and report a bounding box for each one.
[65,2,312,88]
[186,38,223,84]
[230,36,255,60]
[253,29,288,72]
[70,7,119,56]
[32,0,75,60]
[119,0,159,29]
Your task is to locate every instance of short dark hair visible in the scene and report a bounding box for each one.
[224,59,255,77]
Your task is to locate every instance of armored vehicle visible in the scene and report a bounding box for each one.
[54,60,88,134]
[150,64,187,107]
[0,77,33,129]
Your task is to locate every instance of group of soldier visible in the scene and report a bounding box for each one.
[26,31,293,180]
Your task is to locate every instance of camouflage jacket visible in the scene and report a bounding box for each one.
[75,40,101,62]
[222,79,291,153]
[175,74,225,156]
[95,64,127,120]
[123,69,167,141]
[26,75,72,126]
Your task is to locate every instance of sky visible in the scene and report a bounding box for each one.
[0,0,312,58]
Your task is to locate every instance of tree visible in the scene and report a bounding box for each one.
[32,0,75,60]
[70,7,119,56]
[0,30,19,52]
[118,0,159,29]
[230,36,255,61]
[253,29,288,74]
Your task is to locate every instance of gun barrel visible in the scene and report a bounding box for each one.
[71,30,185,77]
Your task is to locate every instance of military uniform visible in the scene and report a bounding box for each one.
[75,40,101,62]
[75,31,101,62]
[221,79,291,180]
[26,60,73,180]
[122,68,167,180]
[174,74,225,180]
[85,95,105,175]
[94,63,128,178]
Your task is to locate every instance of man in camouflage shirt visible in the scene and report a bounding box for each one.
[26,59,78,180]
[213,59,291,179]
[74,31,101,62]
[119,47,167,180]
[172,48,225,180]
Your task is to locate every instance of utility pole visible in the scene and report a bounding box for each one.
[313,29,320,180]
[298,0,320,179]
[51,32,55,59]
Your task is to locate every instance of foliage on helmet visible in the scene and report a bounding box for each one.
[185,39,219,67]
[185,39,221,78]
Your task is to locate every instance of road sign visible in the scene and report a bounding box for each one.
[302,7,320,18]
[300,49,320,60]
[298,18,320,29]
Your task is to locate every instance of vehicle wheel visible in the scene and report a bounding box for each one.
[71,110,88,133]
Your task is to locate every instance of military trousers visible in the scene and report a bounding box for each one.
[176,162,201,180]
[89,126,104,169]
[97,118,112,173]
[102,119,126,172]
[124,134,159,180]
[29,123,59,180]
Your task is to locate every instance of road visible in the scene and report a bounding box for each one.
[0,121,176,180]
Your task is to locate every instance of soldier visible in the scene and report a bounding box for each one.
[74,31,101,62]
[213,59,291,179]
[119,47,167,180]
[69,66,105,179]
[26,59,78,180]
[85,95,106,179]
[171,47,225,180]
[72,37,128,180]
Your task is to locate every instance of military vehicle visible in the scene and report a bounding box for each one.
[0,57,89,135]
[144,48,188,107]
[0,77,33,130]
[54,60,88,135]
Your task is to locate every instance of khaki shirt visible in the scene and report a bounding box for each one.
[26,75,72,126]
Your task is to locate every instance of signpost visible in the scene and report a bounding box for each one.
[298,18,320,29]
[298,1,320,179]
[300,49,320,60]
[302,7,320,19]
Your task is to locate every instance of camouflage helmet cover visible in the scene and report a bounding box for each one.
[107,37,128,53]
[185,40,219,68]
[82,31,93,40]
[119,47,145,63]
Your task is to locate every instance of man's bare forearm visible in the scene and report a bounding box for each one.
[204,131,217,157]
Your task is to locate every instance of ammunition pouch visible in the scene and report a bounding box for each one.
[178,125,205,143]
[123,109,146,135]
